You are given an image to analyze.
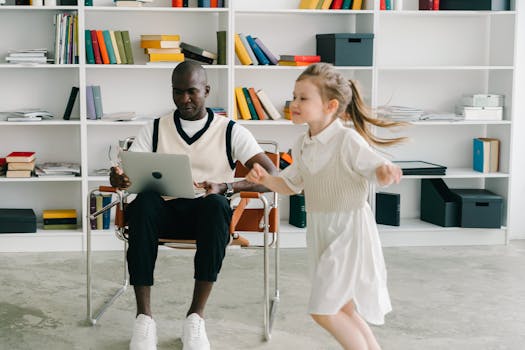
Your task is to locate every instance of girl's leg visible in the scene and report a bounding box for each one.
[310,312,368,350]
[341,301,381,350]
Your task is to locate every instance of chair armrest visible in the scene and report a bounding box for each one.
[98,186,118,193]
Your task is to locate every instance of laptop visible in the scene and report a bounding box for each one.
[120,151,204,199]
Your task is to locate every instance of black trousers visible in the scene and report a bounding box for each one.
[125,191,232,286]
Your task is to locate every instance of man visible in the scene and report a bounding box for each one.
[110,61,277,350]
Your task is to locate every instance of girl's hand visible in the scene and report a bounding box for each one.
[246,163,268,185]
[376,163,402,187]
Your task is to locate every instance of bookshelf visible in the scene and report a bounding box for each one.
[0,0,523,252]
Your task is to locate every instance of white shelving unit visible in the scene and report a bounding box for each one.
[0,0,522,252]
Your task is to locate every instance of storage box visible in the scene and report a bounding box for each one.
[461,94,504,107]
[316,33,374,66]
[455,106,503,121]
[451,189,503,228]
[439,0,510,11]
[420,179,460,227]
[375,192,400,226]
[289,194,306,228]
[0,209,37,233]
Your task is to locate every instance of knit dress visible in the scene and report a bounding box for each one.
[281,119,392,325]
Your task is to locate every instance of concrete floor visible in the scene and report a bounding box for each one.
[1,241,525,350]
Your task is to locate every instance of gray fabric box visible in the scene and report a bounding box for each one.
[316,33,374,66]
[451,189,503,228]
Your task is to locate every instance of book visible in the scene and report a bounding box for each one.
[248,87,267,120]
[109,31,121,64]
[375,192,400,226]
[102,30,117,64]
[144,48,181,54]
[239,33,258,66]
[393,161,447,176]
[43,224,78,230]
[351,0,362,9]
[473,138,499,173]
[331,0,343,9]
[242,87,258,120]
[256,89,283,120]
[96,195,103,229]
[419,0,433,10]
[96,30,110,64]
[148,53,185,62]
[115,0,143,6]
[253,37,278,65]
[63,86,79,120]
[92,85,103,119]
[216,30,226,65]
[121,30,134,64]
[182,49,213,65]
[90,193,96,229]
[234,87,251,120]
[85,30,95,64]
[6,152,36,163]
[90,30,102,64]
[42,209,77,219]
[43,218,77,225]
[234,33,252,65]
[278,60,315,66]
[140,40,180,49]
[6,170,32,178]
[245,35,269,65]
[140,34,180,41]
[342,0,352,9]
[279,55,321,62]
[102,194,112,229]
[86,85,96,119]
[180,42,217,60]
[299,0,318,9]
[7,160,35,171]
[320,0,332,9]
[114,31,127,64]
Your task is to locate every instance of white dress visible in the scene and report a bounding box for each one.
[281,119,392,325]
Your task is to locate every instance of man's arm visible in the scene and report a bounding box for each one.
[230,151,279,193]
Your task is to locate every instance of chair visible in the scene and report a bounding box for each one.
[86,140,280,341]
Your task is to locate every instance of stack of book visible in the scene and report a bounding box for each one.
[35,162,81,177]
[180,42,216,65]
[5,49,48,65]
[299,0,361,10]
[5,109,55,122]
[85,29,133,65]
[234,87,282,121]
[140,34,184,63]
[114,0,144,7]
[90,194,112,230]
[54,13,79,64]
[86,85,103,120]
[278,55,321,66]
[209,107,227,118]
[473,138,500,173]
[234,33,278,66]
[456,93,504,121]
[42,209,77,230]
[5,152,35,178]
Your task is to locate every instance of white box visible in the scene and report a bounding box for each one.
[461,94,504,107]
[455,106,503,121]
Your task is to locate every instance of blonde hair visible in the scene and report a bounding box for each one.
[297,62,405,146]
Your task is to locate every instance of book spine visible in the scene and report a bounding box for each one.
[102,30,117,64]
[181,50,213,64]
[86,85,96,120]
[109,31,121,64]
[102,194,112,229]
[216,30,226,65]
[234,33,252,65]
[90,30,102,64]
[114,31,128,64]
[351,0,362,9]
[234,87,252,120]
[246,35,269,65]
[63,86,79,120]
[95,195,103,230]
[96,30,110,64]
[92,85,103,119]
[239,33,258,65]
[248,87,267,120]
[341,0,352,9]
[121,30,134,64]
[253,37,278,65]
[473,138,487,173]
[242,87,258,120]
[85,29,95,64]
[256,89,282,120]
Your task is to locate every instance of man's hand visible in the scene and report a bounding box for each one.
[194,181,224,196]
[376,163,402,187]
[246,163,269,186]
[110,166,131,189]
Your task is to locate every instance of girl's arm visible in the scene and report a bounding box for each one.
[246,163,297,195]
[376,162,402,187]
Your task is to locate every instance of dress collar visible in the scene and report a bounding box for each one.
[305,118,343,145]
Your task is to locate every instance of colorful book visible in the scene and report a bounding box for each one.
[109,31,121,64]
[278,60,315,66]
[6,152,36,163]
[248,87,267,120]
[90,193,96,229]
[148,53,185,62]
[217,30,226,65]
[242,87,258,120]
[96,30,110,64]
[7,161,35,171]
[43,224,78,230]
[342,0,352,9]
[331,0,343,9]
[473,138,500,173]
[85,30,95,64]
[141,34,180,41]
[299,0,318,9]
[95,195,103,229]
[102,194,112,229]
[245,35,269,65]
[320,0,332,9]
[140,40,180,49]
[253,37,278,65]
[42,209,77,219]
[239,33,258,66]
[256,89,282,120]
[144,48,181,54]
[90,30,102,64]
[352,0,362,9]
[86,85,96,120]
[234,87,251,120]
[102,30,117,64]
[114,31,127,64]
[234,33,252,65]
[92,85,103,119]
[121,30,134,64]
[279,55,321,62]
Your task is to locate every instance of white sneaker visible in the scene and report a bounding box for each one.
[182,313,210,350]
[130,314,157,350]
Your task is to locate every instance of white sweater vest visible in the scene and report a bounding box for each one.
[156,112,235,184]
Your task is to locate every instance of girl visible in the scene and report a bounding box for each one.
[246,63,405,350]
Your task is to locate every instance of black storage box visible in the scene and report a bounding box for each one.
[289,194,306,228]
[0,209,37,233]
[375,192,400,226]
[440,0,510,11]
[420,179,460,227]
[451,189,503,228]
[316,33,374,66]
